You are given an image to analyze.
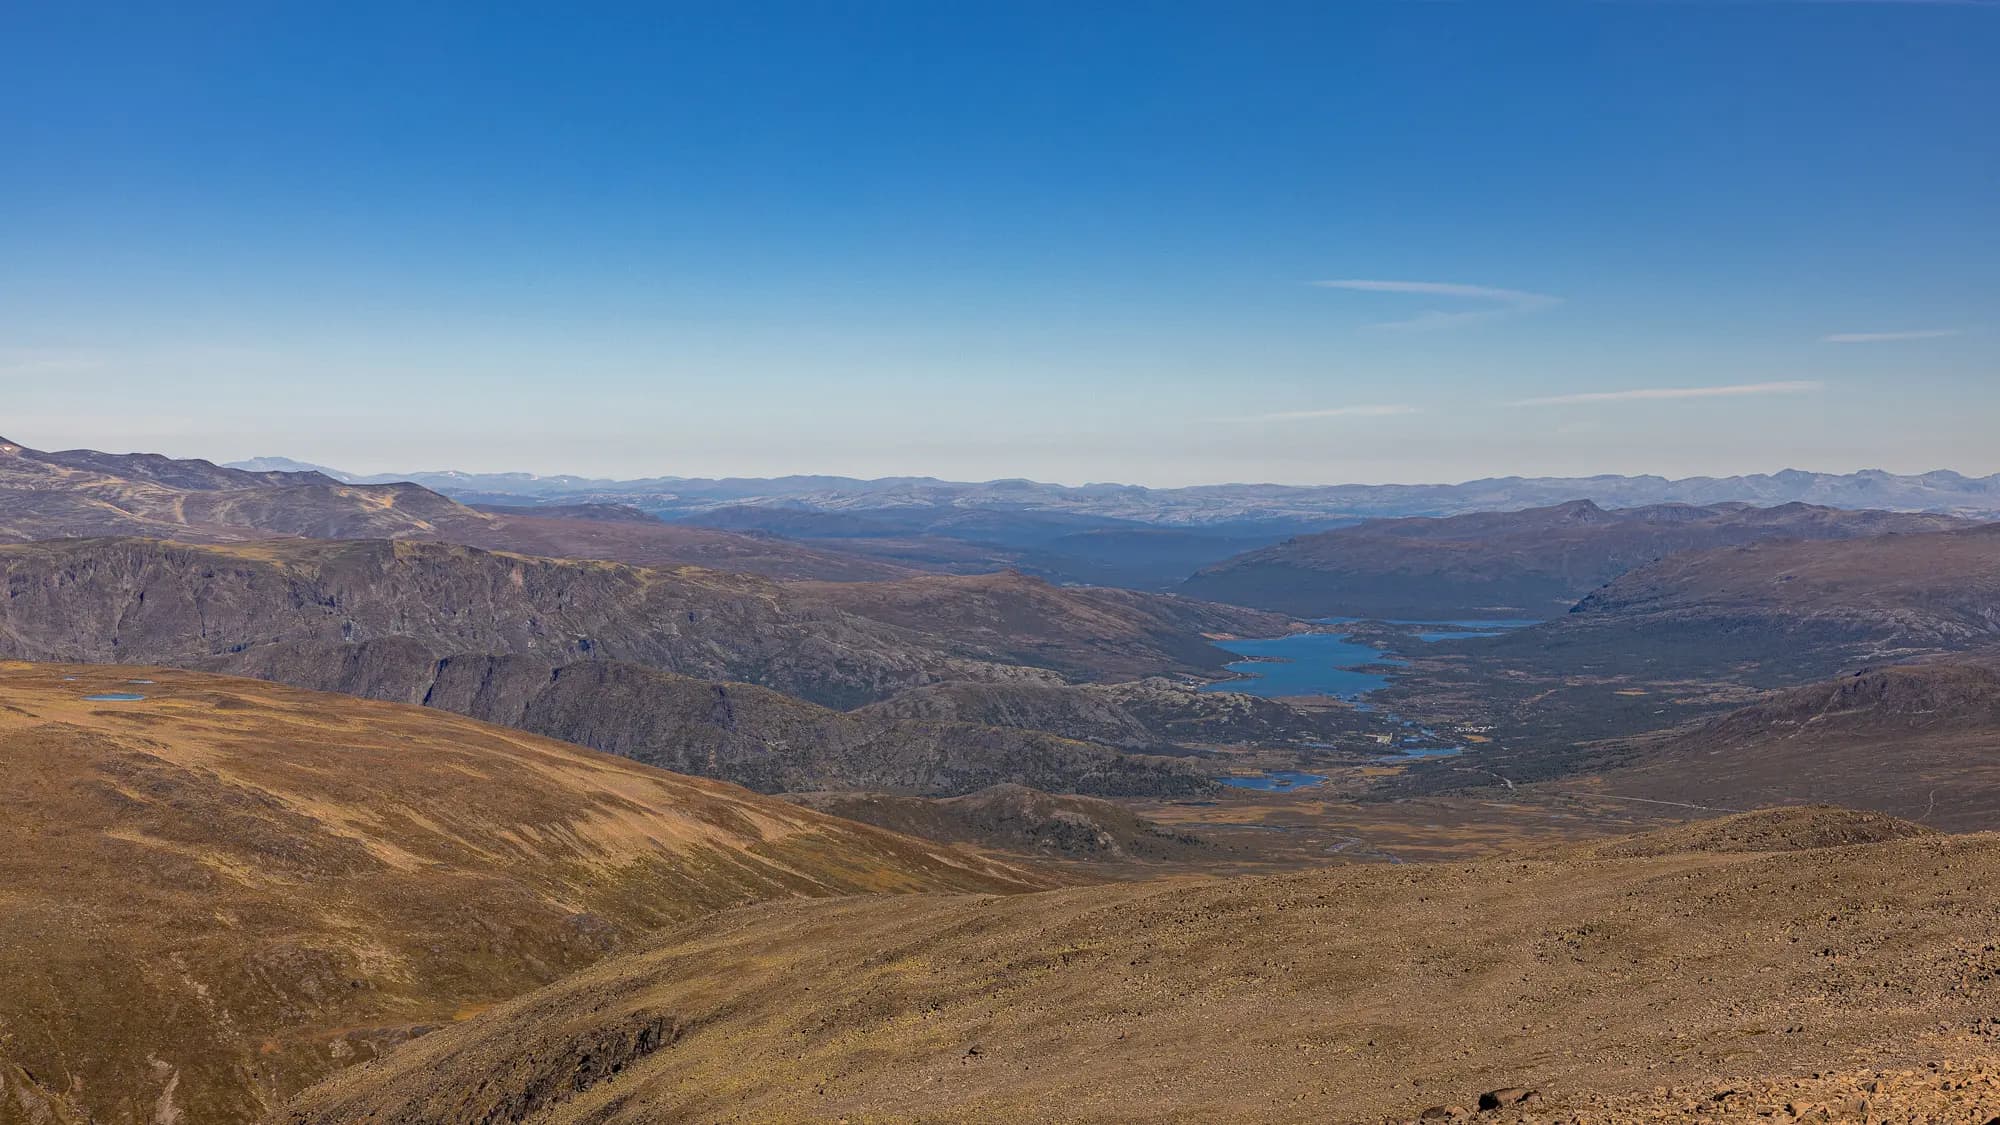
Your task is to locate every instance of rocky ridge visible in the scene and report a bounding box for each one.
[0,539,1245,795]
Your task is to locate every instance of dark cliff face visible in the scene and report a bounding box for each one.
[0,539,1214,797]
[0,538,1273,703]
[0,538,980,704]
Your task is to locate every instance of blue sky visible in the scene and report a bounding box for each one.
[2,1,1994,485]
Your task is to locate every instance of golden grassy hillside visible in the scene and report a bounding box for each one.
[0,664,1052,1125]
[281,807,2000,1124]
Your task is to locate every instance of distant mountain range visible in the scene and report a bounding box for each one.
[226,457,2000,523]
[1183,499,1977,619]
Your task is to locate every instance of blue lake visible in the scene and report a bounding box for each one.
[83,693,146,702]
[1200,618,1538,764]
[1203,618,1537,701]
[1217,770,1330,791]
[1200,633,1406,700]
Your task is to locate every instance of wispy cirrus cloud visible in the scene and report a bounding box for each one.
[1821,329,1962,343]
[1513,380,1823,406]
[1232,404,1420,423]
[1311,279,1563,331]
[0,348,108,377]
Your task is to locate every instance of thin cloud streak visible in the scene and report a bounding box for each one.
[1232,404,1421,423]
[1513,380,1824,406]
[0,349,108,377]
[1821,329,1962,343]
[1311,279,1562,331]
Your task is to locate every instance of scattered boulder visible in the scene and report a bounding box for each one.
[1477,1087,1537,1111]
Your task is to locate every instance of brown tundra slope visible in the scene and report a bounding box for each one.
[1565,659,2000,830]
[279,806,2000,1124]
[786,783,1211,861]
[1183,498,1974,620]
[0,664,1051,1125]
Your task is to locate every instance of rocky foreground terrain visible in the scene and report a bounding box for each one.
[1183,499,1972,619]
[280,807,2000,1123]
[0,665,1052,1124]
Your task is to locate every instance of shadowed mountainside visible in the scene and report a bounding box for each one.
[1355,522,2000,767]
[1567,660,2000,830]
[381,657,1214,797]
[1182,499,1976,619]
[448,505,921,581]
[854,676,1351,752]
[793,570,1295,682]
[277,807,2000,1124]
[0,538,1281,707]
[670,504,1328,590]
[0,664,1051,1125]
[1482,523,2000,685]
[0,539,1251,795]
